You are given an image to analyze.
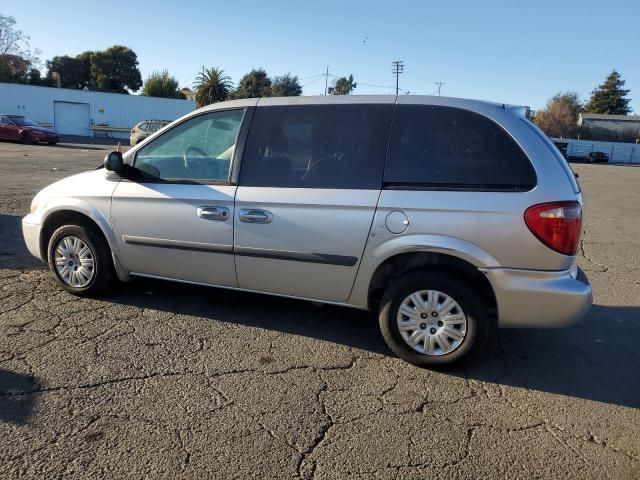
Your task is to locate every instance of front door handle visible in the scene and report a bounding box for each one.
[197,206,230,221]
[239,208,273,224]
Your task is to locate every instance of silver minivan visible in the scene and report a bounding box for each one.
[22,95,592,366]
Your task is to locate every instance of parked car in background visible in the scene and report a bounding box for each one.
[130,120,171,145]
[586,151,609,163]
[22,96,592,367]
[0,114,59,145]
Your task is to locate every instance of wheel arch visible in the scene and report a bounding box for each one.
[39,205,129,281]
[365,250,498,320]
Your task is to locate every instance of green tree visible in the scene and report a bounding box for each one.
[27,67,42,85]
[142,69,185,98]
[271,73,302,97]
[0,53,31,83]
[328,74,356,95]
[193,67,232,107]
[0,56,9,81]
[234,68,272,99]
[534,92,582,138]
[46,55,91,89]
[90,45,142,93]
[584,70,632,115]
[76,50,94,67]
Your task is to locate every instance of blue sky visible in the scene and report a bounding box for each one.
[6,0,640,111]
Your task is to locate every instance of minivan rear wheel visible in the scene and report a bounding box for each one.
[378,271,489,367]
[47,224,115,296]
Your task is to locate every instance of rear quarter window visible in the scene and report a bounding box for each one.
[521,118,580,193]
[385,105,537,191]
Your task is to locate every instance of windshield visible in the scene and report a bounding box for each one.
[9,116,40,127]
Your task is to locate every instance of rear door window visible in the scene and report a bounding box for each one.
[239,104,394,189]
[385,105,536,190]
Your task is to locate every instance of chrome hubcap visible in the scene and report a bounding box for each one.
[54,236,95,288]
[396,290,467,356]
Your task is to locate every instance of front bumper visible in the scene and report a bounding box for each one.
[22,214,45,262]
[32,131,59,142]
[482,266,592,328]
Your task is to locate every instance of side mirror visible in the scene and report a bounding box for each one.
[104,151,124,173]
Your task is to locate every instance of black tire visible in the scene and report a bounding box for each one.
[48,141,57,145]
[47,224,115,296]
[20,132,34,145]
[378,270,491,367]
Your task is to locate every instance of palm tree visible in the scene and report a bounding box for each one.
[193,67,232,107]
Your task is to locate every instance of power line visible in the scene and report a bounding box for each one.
[298,73,325,81]
[302,76,325,88]
[301,69,414,95]
[357,81,410,94]
[391,60,404,96]
[358,81,393,89]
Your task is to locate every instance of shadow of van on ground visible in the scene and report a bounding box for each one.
[108,277,640,409]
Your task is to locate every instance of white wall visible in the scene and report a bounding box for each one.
[0,82,195,139]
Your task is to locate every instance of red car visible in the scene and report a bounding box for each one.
[0,114,60,145]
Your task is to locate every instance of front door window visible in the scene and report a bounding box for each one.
[134,109,245,182]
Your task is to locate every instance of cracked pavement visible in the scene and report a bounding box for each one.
[0,140,639,479]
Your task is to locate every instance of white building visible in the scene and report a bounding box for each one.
[0,82,195,139]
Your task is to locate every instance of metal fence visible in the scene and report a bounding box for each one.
[552,138,640,164]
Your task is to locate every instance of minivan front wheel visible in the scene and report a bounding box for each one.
[47,224,115,296]
[378,271,489,367]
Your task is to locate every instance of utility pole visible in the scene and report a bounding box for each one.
[391,61,404,96]
[324,65,329,95]
[435,81,446,96]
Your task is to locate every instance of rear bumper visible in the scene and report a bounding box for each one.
[482,266,592,328]
[22,214,45,262]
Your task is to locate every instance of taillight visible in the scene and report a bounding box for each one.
[524,201,582,256]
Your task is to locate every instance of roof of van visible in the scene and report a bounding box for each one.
[198,95,526,115]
